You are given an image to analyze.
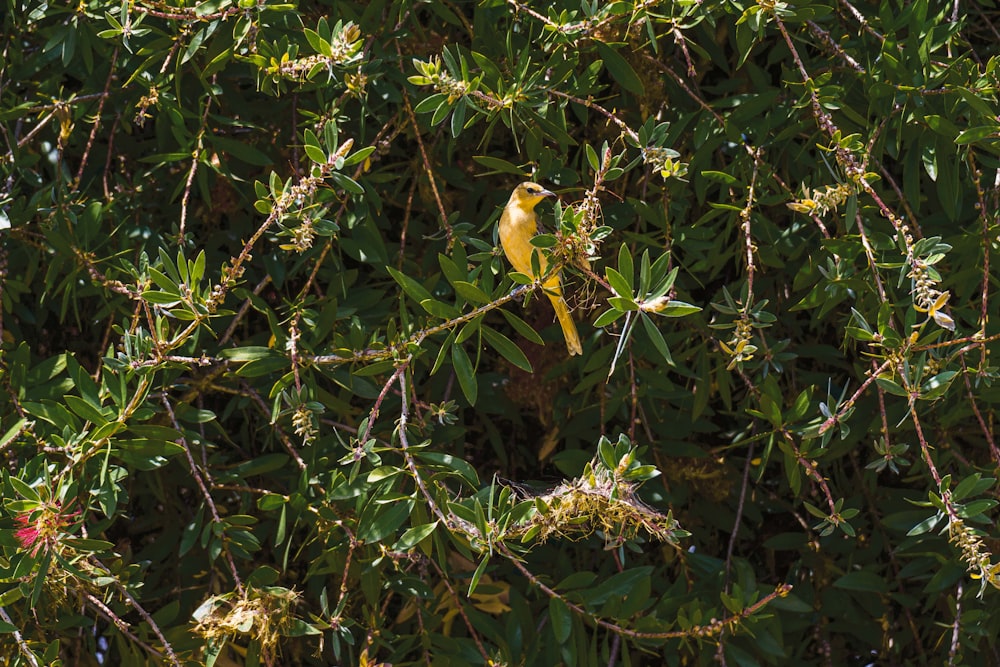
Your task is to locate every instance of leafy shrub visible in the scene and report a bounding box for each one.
[2,0,999,665]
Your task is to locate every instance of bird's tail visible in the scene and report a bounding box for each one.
[548,293,583,356]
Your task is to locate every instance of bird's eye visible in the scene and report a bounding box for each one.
[526,187,538,194]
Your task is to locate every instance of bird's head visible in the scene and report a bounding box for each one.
[509,181,555,209]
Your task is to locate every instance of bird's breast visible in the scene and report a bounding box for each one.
[499,208,541,276]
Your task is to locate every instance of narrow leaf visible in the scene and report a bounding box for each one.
[483,328,532,372]
[640,314,673,365]
[594,42,644,96]
[452,344,478,405]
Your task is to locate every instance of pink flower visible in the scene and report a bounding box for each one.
[13,514,41,555]
[13,501,80,557]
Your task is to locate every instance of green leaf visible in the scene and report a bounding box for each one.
[452,344,478,405]
[430,99,453,126]
[450,97,467,138]
[958,499,998,519]
[387,266,433,303]
[657,301,701,318]
[191,249,206,284]
[549,596,572,644]
[330,172,365,195]
[617,243,633,288]
[833,570,888,593]
[472,156,525,175]
[594,42,644,96]
[342,145,376,167]
[700,170,741,185]
[952,474,994,501]
[257,494,286,511]
[232,452,289,479]
[529,234,557,249]
[954,125,999,145]
[416,451,481,487]
[22,401,80,430]
[303,27,327,55]
[598,436,616,470]
[64,395,109,425]
[61,538,114,552]
[452,280,490,305]
[358,499,415,543]
[483,327,532,372]
[392,522,438,551]
[802,501,827,519]
[0,419,26,450]
[9,476,40,502]
[593,308,625,328]
[605,267,633,299]
[148,267,179,292]
[431,330,456,375]
[640,314,673,365]
[220,346,281,362]
[194,0,232,17]
[438,253,466,286]
[919,371,957,401]
[584,144,600,172]
[116,438,185,457]
[419,298,460,319]
[608,296,639,312]
[875,377,908,397]
[468,556,490,597]
[208,135,273,166]
[580,567,654,606]
[367,465,404,483]
[352,359,397,377]
[500,309,544,345]
[302,128,327,164]
[413,92,449,114]
[638,249,651,295]
[508,271,534,285]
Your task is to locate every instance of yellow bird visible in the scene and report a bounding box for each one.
[499,182,583,356]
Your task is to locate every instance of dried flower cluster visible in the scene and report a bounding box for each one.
[787,183,853,216]
[513,464,684,548]
[193,587,303,663]
[642,145,687,180]
[909,257,955,331]
[720,317,757,370]
[949,517,1000,596]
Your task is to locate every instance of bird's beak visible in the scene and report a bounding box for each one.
[540,189,556,198]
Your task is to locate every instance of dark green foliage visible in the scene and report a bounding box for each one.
[2,0,1000,665]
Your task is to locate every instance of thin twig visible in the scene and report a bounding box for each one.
[161,394,244,594]
[948,581,963,665]
[84,593,163,661]
[74,47,119,189]
[94,561,183,667]
[179,92,213,240]
[498,541,791,640]
[0,606,40,667]
[724,437,755,592]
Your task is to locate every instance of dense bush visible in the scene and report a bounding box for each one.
[2,0,1000,664]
